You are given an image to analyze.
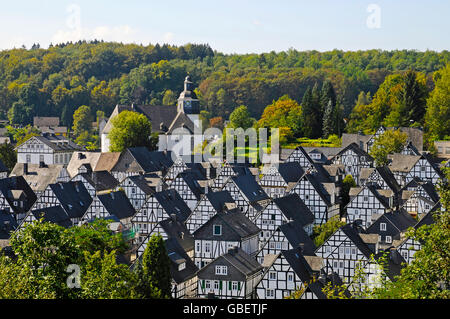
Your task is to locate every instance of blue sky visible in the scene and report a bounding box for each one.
[0,0,448,53]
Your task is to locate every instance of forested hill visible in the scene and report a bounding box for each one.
[0,41,448,128]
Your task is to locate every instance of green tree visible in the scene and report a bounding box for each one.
[312,215,346,247]
[72,105,93,138]
[108,110,152,152]
[162,89,177,106]
[369,129,408,166]
[228,105,255,130]
[425,64,450,142]
[140,234,172,298]
[398,70,428,126]
[0,142,16,172]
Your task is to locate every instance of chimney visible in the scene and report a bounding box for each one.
[179,231,184,240]
[298,243,305,253]
[23,163,28,175]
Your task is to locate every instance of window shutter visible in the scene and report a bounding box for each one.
[229,281,232,290]
[202,280,205,289]
[219,281,222,290]
[237,282,241,290]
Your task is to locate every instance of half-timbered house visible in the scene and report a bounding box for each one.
[365,210,416,249]
[83,190,135,228]
[186,190,236,233]
[345,185,393,229]
[256,220,316,264]
[396,204,438,264]
[260,162,304,199]
[20,205,72,229]
[170,169,210,210]
[196,246,263,299]
[71,170,119,198]
[119,173,164,210]
[331,143,374,185]
[0,176,37,223]
[388,153,443,186]
[256,247,324,299]
[131,189,191,242]
[284,146,315,170]
[15,134,84,167]
[254,193,315,253]
[222,174,270,221]
[400,179,440,218]
[193,208,260,269]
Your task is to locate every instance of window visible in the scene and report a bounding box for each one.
[205,280,211,289]
[269,271,277,280]
[401,251,408,260]
[178,262,186,271]
[364,196,369,202]
[287,273,294,282]
[213,225,222,236]
[205,242,211,253]
[421,166,426,172]
[385,236,392,243]
[195,242,200,252]
[232,281,238,291]
[26,155,31,163]
[215,265,228,275]
[266,289,274,297]
[380,223,387,231]
[39,155,44,162]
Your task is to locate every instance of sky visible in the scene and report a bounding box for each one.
[0,0,448,54]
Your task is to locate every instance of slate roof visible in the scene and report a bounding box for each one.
[281,247,322,286]
[0,176,37,213]
[31,205,72,228]
[204,190,236,214]
[278,221,316,255]
[178,169,210,200]
[230,174,269,203]
[333,142,374,161]
[272,193,315,227]
[367,210,416,235]
[29,134,84,152]
[277,162,305,183]
[127,148,174,174]
[165,238,198,284]
[159,216,195,253]
[0,210,18,239]
[199,247,262,278]
[340,224,375,260]
[126,173,162,195]
[361,166,401,193]
[49,181,93,219]
[77,171,119,193]
[193,208,260,241]
[153,189,192,223]
[388,154,421,172]
[97,191,135,220]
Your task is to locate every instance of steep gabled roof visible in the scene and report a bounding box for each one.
[230,174,269,203]
[78,171,119,192]
[193,208,260,241]
[49,181,92,219]
[31,205,72,228]
[333,142,374,161]
[273,193,314,227]
[153,189,191,222]
[97,191,135,220]
[277,162,305,183]
[205,190,236,214]
[278,221,316,255]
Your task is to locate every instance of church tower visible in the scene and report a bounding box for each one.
[177,75,200,115]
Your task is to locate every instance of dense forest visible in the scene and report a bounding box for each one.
[0,41,449,148]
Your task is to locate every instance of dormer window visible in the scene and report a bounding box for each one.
[213,225,222,236]
[380,223,387,231]
[178,262,186,271]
